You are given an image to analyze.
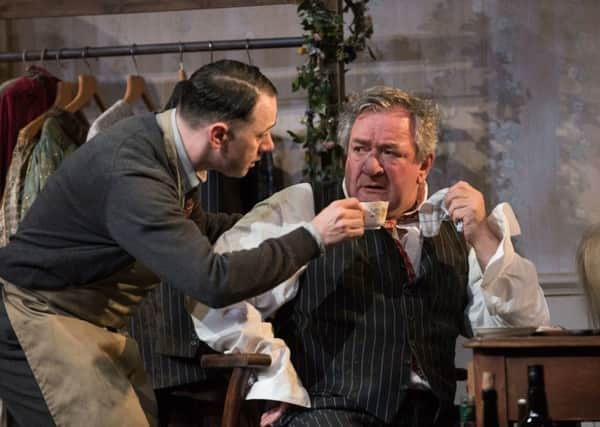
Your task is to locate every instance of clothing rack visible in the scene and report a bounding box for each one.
[0,36,305,63]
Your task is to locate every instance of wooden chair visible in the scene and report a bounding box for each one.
[160,352,271,427]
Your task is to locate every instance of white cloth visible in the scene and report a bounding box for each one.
[419,187,463,237]
[189,183,550,406]
[188,183,315,407]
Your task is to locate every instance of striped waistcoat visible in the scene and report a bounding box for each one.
[276,181,470,422]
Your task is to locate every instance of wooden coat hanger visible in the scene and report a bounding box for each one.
[177,42,187,81]
[53,81,77,109]
[123,74,156,111]
[64,48,107,114]
[19,81,77,142]
[64,74,107,113]
[18,49,78,142]
[122,45,157,111]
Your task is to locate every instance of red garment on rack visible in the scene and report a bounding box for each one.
[0,66,58,201]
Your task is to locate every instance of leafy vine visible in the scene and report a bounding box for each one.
[288,0,374,181]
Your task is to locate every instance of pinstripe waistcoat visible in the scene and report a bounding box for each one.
[276,181,470,422]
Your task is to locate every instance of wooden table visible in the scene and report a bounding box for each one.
[464,335,600,427]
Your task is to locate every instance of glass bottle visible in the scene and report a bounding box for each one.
[516,398,527,426]
[519,365,554,426]
[482,371,499,427]
[459,394,475,427]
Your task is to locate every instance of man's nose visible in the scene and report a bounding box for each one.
[260,132,275,152]
[362,152,384,175]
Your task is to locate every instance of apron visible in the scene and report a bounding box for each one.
[1,110,185,427]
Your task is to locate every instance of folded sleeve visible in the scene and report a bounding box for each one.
[467,203,551,329]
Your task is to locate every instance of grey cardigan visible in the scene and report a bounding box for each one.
[0,114,319,308]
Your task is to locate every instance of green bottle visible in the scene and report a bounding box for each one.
[459,394,475,427]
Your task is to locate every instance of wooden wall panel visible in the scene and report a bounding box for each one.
[0,0,295,19]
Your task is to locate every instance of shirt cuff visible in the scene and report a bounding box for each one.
[302,222,325,254]
[479,202,520,286]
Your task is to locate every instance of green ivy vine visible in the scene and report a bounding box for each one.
[288,0,374,181]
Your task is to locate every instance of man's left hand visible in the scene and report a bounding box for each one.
[260,402,290,427]
[445,181,500,268]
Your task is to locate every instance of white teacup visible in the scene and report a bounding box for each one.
[360,201,389,230]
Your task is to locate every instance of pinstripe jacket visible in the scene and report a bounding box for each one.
[276,180,471,422]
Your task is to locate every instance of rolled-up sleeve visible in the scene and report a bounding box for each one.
[467,203,551,328]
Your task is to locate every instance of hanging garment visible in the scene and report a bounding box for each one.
[21,109,88,217]
[0,78,19,97]
[0,67,58,201]
[86,99,133,142]
[0,108,88,246]
[0,126,38,247]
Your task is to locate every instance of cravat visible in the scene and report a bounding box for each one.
[383,219,416,281]
[383,218,425,379]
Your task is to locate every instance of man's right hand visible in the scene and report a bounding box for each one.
[310,197,364,247]
[260,402,290,426]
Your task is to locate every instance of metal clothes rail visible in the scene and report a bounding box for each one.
[0,36,305,63]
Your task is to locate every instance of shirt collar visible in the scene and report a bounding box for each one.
[399,182,428,224]
[170,108,206,193]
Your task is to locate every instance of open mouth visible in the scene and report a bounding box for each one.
[362,184,386,191]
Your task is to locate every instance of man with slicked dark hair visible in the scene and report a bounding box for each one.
[0,60,365,427]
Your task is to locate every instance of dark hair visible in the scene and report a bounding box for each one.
[163,59,277,129]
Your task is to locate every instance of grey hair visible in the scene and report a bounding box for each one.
[577,224,600,327]
[338,86,440,162]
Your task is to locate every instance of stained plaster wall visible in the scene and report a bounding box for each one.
[3,0,600,406]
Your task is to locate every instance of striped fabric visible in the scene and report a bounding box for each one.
[128,188,214,389]
[275,389,449,426]
[277,407,382,426]
[275,181,470,423]
[129,154,277,389]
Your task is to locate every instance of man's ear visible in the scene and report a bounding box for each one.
[417,152,435,184]
[207,122,229,151]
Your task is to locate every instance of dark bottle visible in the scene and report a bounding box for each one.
[516,398,527,426]
[482,371,500,427]
[519,365,553,426]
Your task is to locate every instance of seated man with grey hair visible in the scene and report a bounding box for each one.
[191,86,550,427]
